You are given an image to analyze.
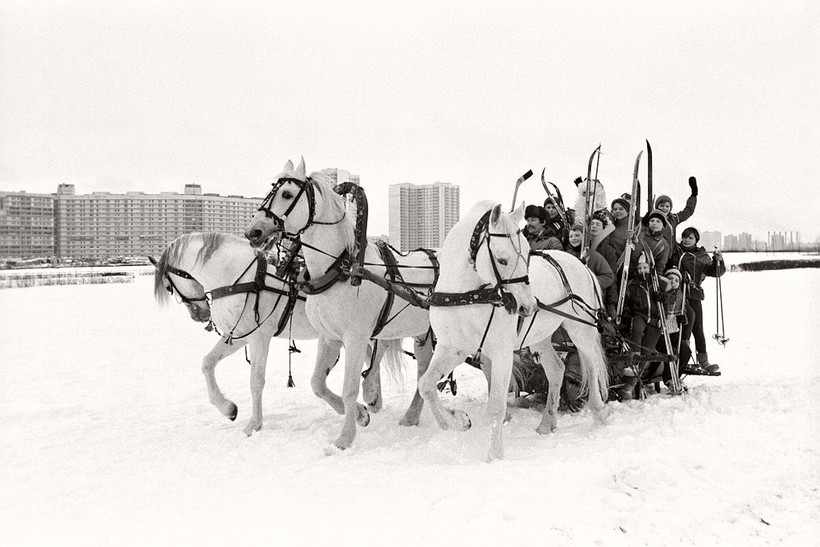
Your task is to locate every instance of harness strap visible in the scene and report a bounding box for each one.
[296,250,350,295]
[370,241,399,338]
[428,285,505,307]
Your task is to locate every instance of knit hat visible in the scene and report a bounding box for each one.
[681,227,700,242]
[569,223,585,233]
[665,267,682,281]
[611,193,631,211]
[641,208,668,228]
[654,195,673,209]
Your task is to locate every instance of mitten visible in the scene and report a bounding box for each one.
[688,176,698,196]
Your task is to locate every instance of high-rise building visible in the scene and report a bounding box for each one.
[320,168,360,186]
[0,191,55,259]
[388,182,460,251]
[51,184,262,261]
[700,230,722,251]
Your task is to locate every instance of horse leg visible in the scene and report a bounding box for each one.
[484,340,515,461]
[243,332,272,436]
[310,336,345,415]
[333,337,371,450]
[477,354,514,424]
[531,339,565,435]
[202,338,246,421]
[418,344,471,431]
[399,334,432,427]
[362,342,384,413]
[563,321,610,424]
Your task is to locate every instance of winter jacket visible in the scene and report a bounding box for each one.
[628,228,670,278]
[597,216,629,271]
[525,227,563,252]
[669,244,726,301]
[565,244,615,290]
[661,194,697,251]
[622,275,670,328]
[546,214,567,244]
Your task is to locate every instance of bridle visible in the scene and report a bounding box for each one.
[468,209,530,291]
[257,176,347,237]
[163,265,207,306]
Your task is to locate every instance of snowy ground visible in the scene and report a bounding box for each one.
[1,265,819,545]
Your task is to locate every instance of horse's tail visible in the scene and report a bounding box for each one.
[578,328,609,403]
[379,339,407,383]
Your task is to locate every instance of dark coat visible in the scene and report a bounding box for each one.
[661,194,697,251]
[565,244,616,290]
[628,228,670,278]
[669,244,726,301]
[622,275,670,327]
[525,227,563,251]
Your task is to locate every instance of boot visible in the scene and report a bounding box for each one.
[619,375,638,401]
[698,352,720,373]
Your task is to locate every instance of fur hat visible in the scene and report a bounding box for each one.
[641,208,668,228]
[681,227,700,242]
[611,193,631,211]
[665,267,682,281]
[654,195,673,209]
[525,204,547,223]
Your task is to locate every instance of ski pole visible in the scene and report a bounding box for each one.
[510,170,533,211]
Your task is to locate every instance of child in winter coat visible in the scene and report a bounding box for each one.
[565,224,615,291]
[669,226,726,373]
[618,256,671,399]
[654,267,691,391]
[627,209,670,278]
[654,176,698,252]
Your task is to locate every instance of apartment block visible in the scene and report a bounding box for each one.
[388,182,460,251]
[0,191,55,259]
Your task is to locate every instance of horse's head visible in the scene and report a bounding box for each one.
[245,158,312,249]
[473,203,537,317]
[150,253,211,323]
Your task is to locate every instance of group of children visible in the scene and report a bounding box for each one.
[522,175,726,399]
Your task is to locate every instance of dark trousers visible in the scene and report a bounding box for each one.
[681,299,706,354]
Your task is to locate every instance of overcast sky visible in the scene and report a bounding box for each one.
[1,1,818,242]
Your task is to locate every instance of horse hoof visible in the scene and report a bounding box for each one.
[399,413,420,427]
[227,403,238,422]
[357,406,370,427]
[450,409,471,431]
[242,422,261,436]
[535,423,556,435]
[366,394,382,413]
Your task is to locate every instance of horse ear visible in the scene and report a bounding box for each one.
[295,156,306,179]
[490,203,503,225]
[148,256,158,268]
[511,202,526,225]
[283,159,294,172]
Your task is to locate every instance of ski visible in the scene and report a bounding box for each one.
[646,249,683,395]
[541,168,568,227]
[646,140,654,214]
[581,145,601,260]
[615,150,642,324]
[510,169,533,211]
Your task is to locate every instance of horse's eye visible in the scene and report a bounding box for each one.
[497,258,508,266]
[282,190,293,200]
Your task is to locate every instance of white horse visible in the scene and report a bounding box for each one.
[152,232,393,436]
[245,159,439,451]
[416,200,537,461]
[515,250,611,434]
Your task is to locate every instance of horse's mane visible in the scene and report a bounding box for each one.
[153,232,226,304]
[307,171,357,254]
